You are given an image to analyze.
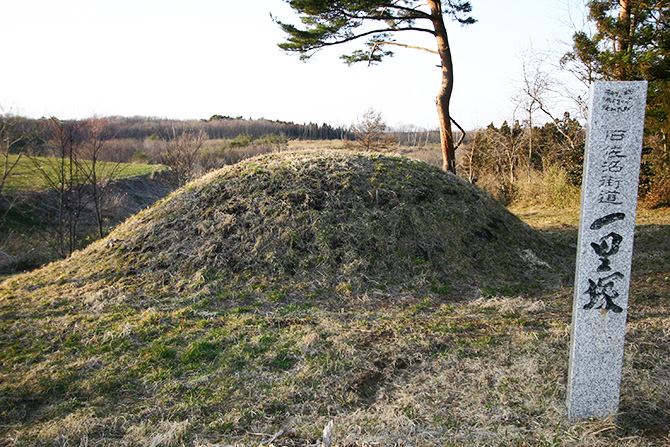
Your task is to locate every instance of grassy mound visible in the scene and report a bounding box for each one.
[10,151,565,310]
[5,152,668,446]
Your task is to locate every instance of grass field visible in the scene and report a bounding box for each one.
[0,152,668,446]
[1,155,164,193]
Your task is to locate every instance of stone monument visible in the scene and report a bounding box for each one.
[567,81,648,420]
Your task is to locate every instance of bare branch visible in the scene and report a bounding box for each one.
[450,117,466,149]
[372,40,438,54]
[533,99,578,152]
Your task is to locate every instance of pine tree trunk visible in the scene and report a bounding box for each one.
[428,0,456,173]
[616,0,632,80]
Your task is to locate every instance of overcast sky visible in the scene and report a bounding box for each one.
[1,0,588,130]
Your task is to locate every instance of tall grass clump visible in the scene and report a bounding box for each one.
[511,166,581,210]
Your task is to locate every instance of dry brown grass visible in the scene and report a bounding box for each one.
[11,150,564,308]
[0,150,668,446]
[287,140,346,151]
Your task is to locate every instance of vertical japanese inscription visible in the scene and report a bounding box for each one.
[567,81,647,420]
[599,131,628,205]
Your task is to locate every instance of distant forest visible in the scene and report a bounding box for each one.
[4,114,443,166]
[9,115,353,144]
[120,115,354,140]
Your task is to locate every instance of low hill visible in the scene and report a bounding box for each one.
[8,150,565,308]
[2,151,667,446]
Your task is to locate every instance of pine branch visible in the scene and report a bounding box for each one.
[372,40,438,54]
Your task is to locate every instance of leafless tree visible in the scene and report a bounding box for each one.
[472,122,526,189]
[158,126,206,186]
[78,118,126,238]
[349,108,395,152]
[517,50,582,161]
[0,114,26,217]
[0,113,29,264]
[460,135,479,184]
[515,52,546,181]
[29,119,90,257]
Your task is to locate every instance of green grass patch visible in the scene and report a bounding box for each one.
[1,154,164,193]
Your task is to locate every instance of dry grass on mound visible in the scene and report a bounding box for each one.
[5,150,569,314]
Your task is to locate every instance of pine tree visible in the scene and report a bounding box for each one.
[563,0,669,205]
[563,0,669,137]
[275,0,475,173]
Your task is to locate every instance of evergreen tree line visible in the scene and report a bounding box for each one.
[111,115,353,141]
[1,115,354,154]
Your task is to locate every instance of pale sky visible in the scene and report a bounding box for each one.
[1,0,587,130]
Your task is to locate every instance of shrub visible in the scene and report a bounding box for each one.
[471,172,518,206]
[642,176,670,208]
[227,134,253,148]
[509,165,581,209]
[564,141,585,186]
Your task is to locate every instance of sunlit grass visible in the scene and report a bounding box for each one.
[0,151,668,446]
[1,154,164,193]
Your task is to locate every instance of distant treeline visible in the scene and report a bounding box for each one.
[116,115,355,141]
[8,115,354,143]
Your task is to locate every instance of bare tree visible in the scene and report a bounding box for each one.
[30,119,90,257]
[516,57,543,181]
[517,50,581,159]
[0,113,30,265]
[472,122,526,192]
[0,114,26,217]
[78,118,126,239]
[460,134,479,184]
[158,126,206,186]
[349,108,395,152]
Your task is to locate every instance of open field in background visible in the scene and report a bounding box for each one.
[511,205,670,229]
[0,151,668,446]
[1,155,164,194]
[287,139,346,151]
[0,157,171,274]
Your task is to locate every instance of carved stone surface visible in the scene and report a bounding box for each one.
[567,81,647,420]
